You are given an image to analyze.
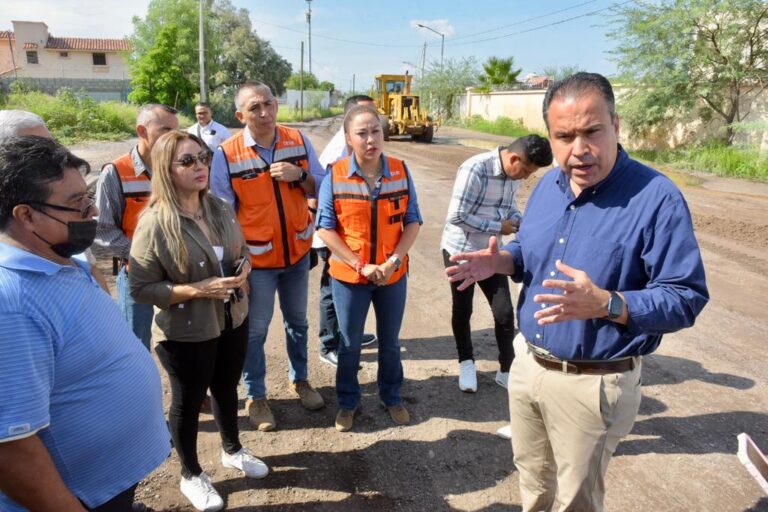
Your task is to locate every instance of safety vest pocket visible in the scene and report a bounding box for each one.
[245,225,274,256]
[295,221,314,241]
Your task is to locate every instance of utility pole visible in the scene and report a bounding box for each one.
[352,73,355,93]
[417,23,444,68]
[420,42,426,80]
[300,41,304,120]
[306,0,312,76]
[198,0,207,101]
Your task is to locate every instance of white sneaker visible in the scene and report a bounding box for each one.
[459,360,477,393]
[222,447,269,479]
[496,425,512,440]
[180,472,223,512]
[495,370,509,389]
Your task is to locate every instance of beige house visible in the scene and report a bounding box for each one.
[0,20,131,101]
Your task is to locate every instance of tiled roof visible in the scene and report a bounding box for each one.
[23,42,38,49]
[45,36,131,52]
[0,31,13,39]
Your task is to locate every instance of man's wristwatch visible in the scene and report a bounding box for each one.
[298,170,309,183]
[387,255,402,270]
[607,291,625,319]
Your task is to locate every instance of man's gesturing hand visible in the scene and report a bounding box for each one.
[533,259,611,325]
[445,236,501,291]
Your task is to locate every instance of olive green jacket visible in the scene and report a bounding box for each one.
[129,196,249,343]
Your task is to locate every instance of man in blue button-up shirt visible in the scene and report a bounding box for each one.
[447,73,708,511]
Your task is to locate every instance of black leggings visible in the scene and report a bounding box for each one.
[443,249,515,372]
[155,315,248,478]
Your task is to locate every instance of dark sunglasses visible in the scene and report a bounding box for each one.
[26,197,96,219]
[174,151,212,168]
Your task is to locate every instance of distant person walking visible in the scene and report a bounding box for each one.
[187,102,232,152]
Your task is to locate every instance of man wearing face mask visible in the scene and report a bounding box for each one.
[0,136,170,511]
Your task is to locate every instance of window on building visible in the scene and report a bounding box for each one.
[92,53,107,66]
[26,51,38,64]
[59,51,69,58]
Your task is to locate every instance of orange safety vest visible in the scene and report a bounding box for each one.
[110,152,151,240]
[220,126,313,269]
[328,155,410,285]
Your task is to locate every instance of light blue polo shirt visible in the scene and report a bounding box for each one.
[0,242,170,510]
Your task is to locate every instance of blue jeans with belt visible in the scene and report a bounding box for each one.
[331,275,407,410]
[243,254,310,400]
[117,266,153,350]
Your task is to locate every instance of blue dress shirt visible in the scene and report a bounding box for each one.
[505,147,709,360]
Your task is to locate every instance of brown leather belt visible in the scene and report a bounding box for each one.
[532,351,635,375]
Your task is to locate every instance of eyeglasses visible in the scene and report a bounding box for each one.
[174,151,212,169]
[26,197,96,219]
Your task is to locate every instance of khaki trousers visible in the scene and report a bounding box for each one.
[508,334,642,512]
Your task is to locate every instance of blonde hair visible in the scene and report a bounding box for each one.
[145,130,232,271]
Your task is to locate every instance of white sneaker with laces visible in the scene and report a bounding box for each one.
[180,471,223,512]
[459,360,477,393]
[222,447,269,479]
[495,370,509,389]
[319,350,338,366]
[496,425,512,440]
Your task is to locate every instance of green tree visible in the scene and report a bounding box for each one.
[477,56,522,92]
[609,0,768,145]
[318,81,336,93]
[285,71,320,91]
[128,24,195,107]
[542,65,584,82]
[418,57,479,120]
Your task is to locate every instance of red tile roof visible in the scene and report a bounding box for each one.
[23,42,38,49]
[45,36,131,52]
[0,31,13,39]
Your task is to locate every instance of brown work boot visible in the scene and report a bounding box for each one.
[246,398,276,431]
[384,403,410,425]
[290,380,325,410]
[335,408,358,432]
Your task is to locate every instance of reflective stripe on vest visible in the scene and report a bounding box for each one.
[220,126,312,269]
[328,155,410,285]
[111,153,150,240]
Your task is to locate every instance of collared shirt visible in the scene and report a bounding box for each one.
[316,154,423,230]
[0,243,170,510]
[94,146,149,259]
[187,119,232,152]
[314,126,349,249]
[505,147,708,360]
[210,126,325,209]
[440,147,523,256]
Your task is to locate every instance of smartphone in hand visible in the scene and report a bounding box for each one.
[232,258,248,301]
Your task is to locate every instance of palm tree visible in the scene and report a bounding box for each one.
[477,56,522,92]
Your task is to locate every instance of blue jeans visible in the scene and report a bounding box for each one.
[243,254,310,400]
[332,275,407,410]
[317,248,340,355]
[117,266,153,350]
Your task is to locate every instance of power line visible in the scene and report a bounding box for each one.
[252,18,432,48]
[449,0,600,42]
[445,0,636,47]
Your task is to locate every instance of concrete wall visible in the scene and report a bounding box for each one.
[286,89,330,110]
[460,87,768,151]
[0,77,131,102]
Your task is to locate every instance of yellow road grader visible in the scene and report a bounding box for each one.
[370,73,436,142]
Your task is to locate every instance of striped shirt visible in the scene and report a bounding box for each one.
[0,243,170,510]
[94,146,148,259]
[440,147,523,256]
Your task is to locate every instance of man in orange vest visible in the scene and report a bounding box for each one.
[210,81,327,432]
[94,104,179,350]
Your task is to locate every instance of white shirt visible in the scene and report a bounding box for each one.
[313,126,349,248]
[187,120,232,151]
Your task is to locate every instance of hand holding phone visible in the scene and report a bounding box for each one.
[233,258,247,276]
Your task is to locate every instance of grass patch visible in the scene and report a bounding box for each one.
[277,106,342,123]
[2,89,194,143]
[632,143,767,181]
[453,115,543,138]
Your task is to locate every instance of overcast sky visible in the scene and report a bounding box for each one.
[3,0,623,91]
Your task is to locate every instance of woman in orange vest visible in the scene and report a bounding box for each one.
[317,105,422,432]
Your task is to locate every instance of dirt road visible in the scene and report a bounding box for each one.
[71,120,768,511]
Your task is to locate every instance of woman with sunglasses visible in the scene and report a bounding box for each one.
[128,131,267,511]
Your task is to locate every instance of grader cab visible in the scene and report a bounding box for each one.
[371,73,436,142]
